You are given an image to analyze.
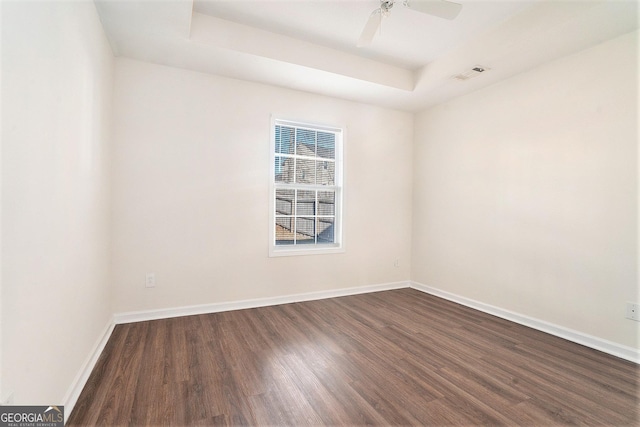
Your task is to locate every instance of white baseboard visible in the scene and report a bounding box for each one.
[62,318,115,423]
[113,281,410,324]
[410,281,640,364]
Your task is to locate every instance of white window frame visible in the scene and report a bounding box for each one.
[269,117,345,257]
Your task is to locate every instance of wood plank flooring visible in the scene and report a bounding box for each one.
[68,288,639,426]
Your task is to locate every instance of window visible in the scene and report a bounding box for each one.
[269,118,343,256]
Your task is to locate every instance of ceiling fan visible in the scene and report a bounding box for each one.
[357,0,462,47]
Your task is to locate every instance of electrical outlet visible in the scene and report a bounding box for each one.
[625,302,639,321]
[394,259,400,268]
[145,273,156,288]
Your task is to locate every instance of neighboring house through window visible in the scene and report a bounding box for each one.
[269,118,344,256]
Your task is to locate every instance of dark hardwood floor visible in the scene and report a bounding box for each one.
[68,288,639,426]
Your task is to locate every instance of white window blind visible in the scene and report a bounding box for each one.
[270,119,343,256]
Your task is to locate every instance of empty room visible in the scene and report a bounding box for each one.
[1,0,638,425]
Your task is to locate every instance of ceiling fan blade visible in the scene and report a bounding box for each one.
[404,0,462,20]
[357,9,382,47]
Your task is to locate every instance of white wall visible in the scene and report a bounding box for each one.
[111,58,413,313]
[0,0,3,403]
[412,31,638,348]
[1,0,113,404]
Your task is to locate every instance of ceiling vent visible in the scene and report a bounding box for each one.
[452,65,489,81]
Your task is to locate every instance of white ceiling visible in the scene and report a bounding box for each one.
[95,0,639,111]
[192,0,535,70]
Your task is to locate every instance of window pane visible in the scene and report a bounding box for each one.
[317,217,335,243]
[296,128,316,156]
[275,156,294,183]
[295,159,315,184]
[316,160,335,186]
[275,189,294,215]
[318,191,335,215]
[296,217,315,244]
[296,190,315,215]
[317,131,335,159]
[272,120,341,253]
[276,126,294,155]
[275,217,295,246]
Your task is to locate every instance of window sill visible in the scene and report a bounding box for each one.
[269,244,345,257]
